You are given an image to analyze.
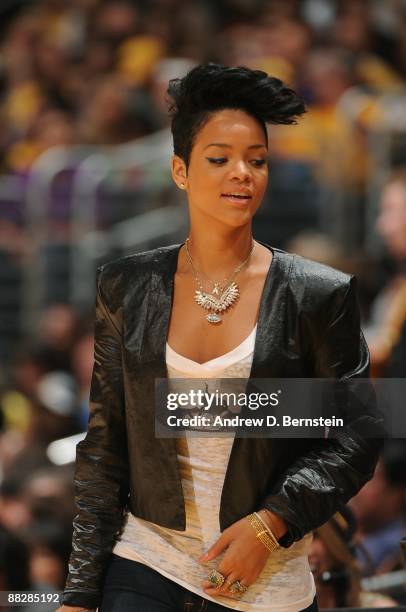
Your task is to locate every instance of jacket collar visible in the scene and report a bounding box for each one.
[140,240,292,380]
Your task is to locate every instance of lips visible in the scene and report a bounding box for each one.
[221,192,252,198]
[221,192,252,204]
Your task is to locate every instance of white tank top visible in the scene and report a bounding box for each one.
[113,325,315,611]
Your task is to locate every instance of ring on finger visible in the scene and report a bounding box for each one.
[208,569,225,589]
[229,580,249,594]
[224,577,235,590]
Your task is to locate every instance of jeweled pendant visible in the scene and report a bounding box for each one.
[207,312,222,324]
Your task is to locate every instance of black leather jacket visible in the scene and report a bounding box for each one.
[63,241,383,608]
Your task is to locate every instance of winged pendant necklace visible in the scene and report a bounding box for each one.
[184,238,255,324]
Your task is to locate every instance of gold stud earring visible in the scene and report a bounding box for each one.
[180,183,185,189]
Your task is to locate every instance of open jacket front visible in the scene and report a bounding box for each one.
[63,241,384,609]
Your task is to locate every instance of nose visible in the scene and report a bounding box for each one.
[229,159,252,183]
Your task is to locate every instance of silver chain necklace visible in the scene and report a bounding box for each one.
[184,237,255,324]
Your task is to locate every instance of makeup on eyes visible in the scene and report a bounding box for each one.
[206,157,267,166]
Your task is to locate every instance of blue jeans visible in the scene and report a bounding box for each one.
[99,554,319,612]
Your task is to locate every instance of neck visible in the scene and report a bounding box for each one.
[182,229,255,279]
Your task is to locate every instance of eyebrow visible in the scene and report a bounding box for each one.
[204,143,267,150]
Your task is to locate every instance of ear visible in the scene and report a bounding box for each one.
[171,154,187,191]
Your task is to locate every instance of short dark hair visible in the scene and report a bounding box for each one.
[167,63,306,168]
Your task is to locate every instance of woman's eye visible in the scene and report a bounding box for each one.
[206,157,267,167]
[206,157,227,165]
[251,159,267,167]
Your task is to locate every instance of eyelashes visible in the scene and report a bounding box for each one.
[206,157,227,164]
[206,157,267,167]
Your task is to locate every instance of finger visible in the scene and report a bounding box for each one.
[219,572,240,595]
[201,574,236,594]
[203,583,241,599]
[198,533,231,563]
[203,574,247,598]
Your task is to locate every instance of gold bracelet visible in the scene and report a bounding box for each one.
[259,508,285,542]
[253,512,279,546]
[247,513,280,553]
[247,513,279,552]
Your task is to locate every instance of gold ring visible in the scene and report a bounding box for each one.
[208,569,225,589]
[229,580,249,594]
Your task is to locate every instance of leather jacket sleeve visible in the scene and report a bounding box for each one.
[261,276,384,548]
[62,266,129,609]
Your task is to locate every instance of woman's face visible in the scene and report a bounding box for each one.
[376,180,406,260]
[172,109,269,229]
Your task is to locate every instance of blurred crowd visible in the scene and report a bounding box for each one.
[0,0,406,608]
[0,0,404,172]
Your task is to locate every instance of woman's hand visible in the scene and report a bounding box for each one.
[198,510,287,599]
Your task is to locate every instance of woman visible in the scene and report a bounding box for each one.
[58,64,382,611]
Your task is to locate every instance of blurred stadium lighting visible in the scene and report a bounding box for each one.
[47,432,86,466]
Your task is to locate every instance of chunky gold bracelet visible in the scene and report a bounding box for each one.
[254,511,279,546]
[247,513,280,553]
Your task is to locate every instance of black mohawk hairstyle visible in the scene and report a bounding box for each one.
[167,63,306,167]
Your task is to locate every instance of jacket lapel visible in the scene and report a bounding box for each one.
[249,242,290,378]
[139,243,183,378]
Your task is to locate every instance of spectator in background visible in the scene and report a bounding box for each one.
[255,16,313,84]
[0,520,59,611]
[89,0,139,48]
[37,304,81,374]
[271,46,364,190]
[0,476,32,532]
[77,75,157,145]
[309,510,398,607]
[365,168,406,375]
[0,465,76,606]
[349,459,406,577]
[6,109,75,173]
[330,0,405,89]
[0,340,81,477]
[0,347,50,476]
[22,520,72,591]
[23,466,76,529]
[0,14,45,139]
